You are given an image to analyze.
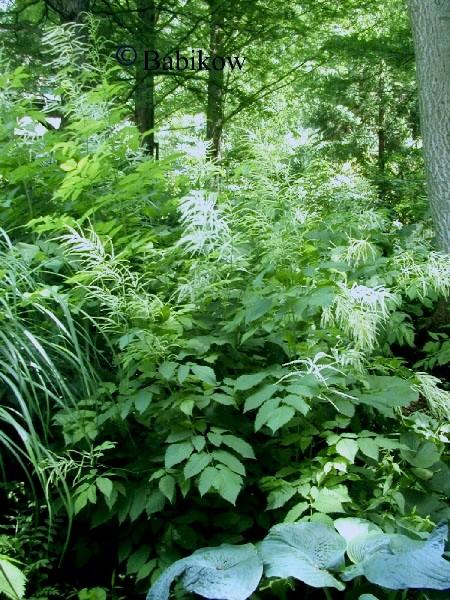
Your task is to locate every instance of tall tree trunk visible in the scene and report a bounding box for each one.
[135,0,157,157]
[206,0,225,160]
[408,0,450,252]
[59,0,89,23]
[377,61,386,198]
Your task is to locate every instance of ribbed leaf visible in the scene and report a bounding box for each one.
[260,523,346,590]
[342,522,450,590]
[146,544,263,600]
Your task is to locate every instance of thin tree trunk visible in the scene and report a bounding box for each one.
[206,0,225,160]
[135,0,157,157]
[408,0,450,252]
[377,62,386,198]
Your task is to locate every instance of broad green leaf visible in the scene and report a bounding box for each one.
[183,452,212,479]
[96,477,113,499]
[146,490,165,516]
[177,364,190,384]
[357,438,379,461]
[235,372,268,391]
[211,393,235,406]
[127,547,151,574]
[244,383,277,412]
[260,522,346,590]
[0,558,26,599]
[133,388,153,414]
[401,440,441,469]
[60,158,77,171]
[213,450,246,476]
[311,486,351,514]
[191,364,216,386]
[198,466,220,496]
[244,297,272,323]
[356,376,418,417]
[336,439,358,463]
[165,441,194,468]
[221,435,255,459]
[267,486,296,510]
[284,502,309,522]
[282,394,309,415]
[159,475,176,502]
[265,406,295,433]
[192,436,206,452]
[217,466,243,504]
[146,543,263,600]
[255,397,280,431]
[159,361,178,381]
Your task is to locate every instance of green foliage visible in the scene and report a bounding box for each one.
[0,7,448,600]
[0,555,26,600]
[147,520,450,598]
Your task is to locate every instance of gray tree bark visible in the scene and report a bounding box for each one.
[206,0,225,160]
[408,0,450,252]
[135,0,158,157]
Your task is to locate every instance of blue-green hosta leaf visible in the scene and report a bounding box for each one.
[260,523,346,591]
[0,557,27,599]
[146,544,263,600]
[342,523,450,590]
[334,518,382,543]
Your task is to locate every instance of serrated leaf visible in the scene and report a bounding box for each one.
[0,558,26,599]
[267,486,296,510]
[311,486,351,514]
[96,477,113,499]
[255,397,280,431]
[235,372,268,391]
[127,547,150,574]
[284,502,309,523]
[356,376,418,417]
[165,441,194,468]
[265,406,295,433]
[221,435,255,459]
[198,466,220,496]
[177,364,190,384]
[191,364,216,385]
[146,490,165,515]
[282,394,309,415]
[183,452,212,479]
[192,436,206,452]
[159,475,176,502]
[213,450,246,475]
[401,440,441,469]
[159,361,178,380]
[217,466,243,504]
[244,384,277,412]
[336,439,358,463]
[357,438,379,461]
[133,388,153,414]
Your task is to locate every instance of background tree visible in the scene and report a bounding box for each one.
[408,0,450,253]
